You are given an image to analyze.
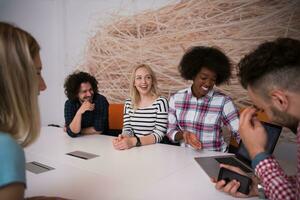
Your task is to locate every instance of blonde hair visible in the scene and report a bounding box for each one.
[129,64,159,110]
[0,22,40,147]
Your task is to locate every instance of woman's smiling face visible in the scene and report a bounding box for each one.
[192,67,216,98]
[134,67,153,96]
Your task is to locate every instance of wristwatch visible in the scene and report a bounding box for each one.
[257,183,266,199]
[134,134,142,147]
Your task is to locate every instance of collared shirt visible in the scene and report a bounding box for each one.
[255,123,300,200]
[122,97,168,143]
[167,87,240,152]
[64,93,109,137]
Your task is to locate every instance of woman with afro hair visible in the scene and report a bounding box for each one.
[167,46,240,152]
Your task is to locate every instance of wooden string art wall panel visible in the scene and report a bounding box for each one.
[80,0,300,107]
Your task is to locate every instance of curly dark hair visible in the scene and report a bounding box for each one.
[64,71,98,101]
[238,38,300,93]
[178,46,231,85]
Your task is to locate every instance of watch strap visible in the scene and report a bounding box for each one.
[134,134,141,147]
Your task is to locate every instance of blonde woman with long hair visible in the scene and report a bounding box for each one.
[0,22,49,199]
[112,64,168,150]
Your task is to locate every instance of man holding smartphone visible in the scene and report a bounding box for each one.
[214,38,300,199]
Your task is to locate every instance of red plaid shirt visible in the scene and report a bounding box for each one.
[255,123,300,200]
[167,87,240,152]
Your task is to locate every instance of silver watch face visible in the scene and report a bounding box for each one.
[257,184,266,199]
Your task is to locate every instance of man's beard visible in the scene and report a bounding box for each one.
[84,96,93,101]
[80,95,93,103]
[270,106,299,133]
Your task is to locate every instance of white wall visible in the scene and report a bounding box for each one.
[0,0,174,126]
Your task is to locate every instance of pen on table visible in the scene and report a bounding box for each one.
[177,124,188,147]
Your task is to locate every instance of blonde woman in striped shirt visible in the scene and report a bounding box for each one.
[112,64,168,150]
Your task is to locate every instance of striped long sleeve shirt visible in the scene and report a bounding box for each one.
[122,97,168,143]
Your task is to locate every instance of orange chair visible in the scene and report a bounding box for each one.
[229,109,270,148]
[106,104,124,136]
[239,107,270,123]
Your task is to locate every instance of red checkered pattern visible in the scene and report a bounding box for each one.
[167,87,240,152]
[255,123,300,200]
